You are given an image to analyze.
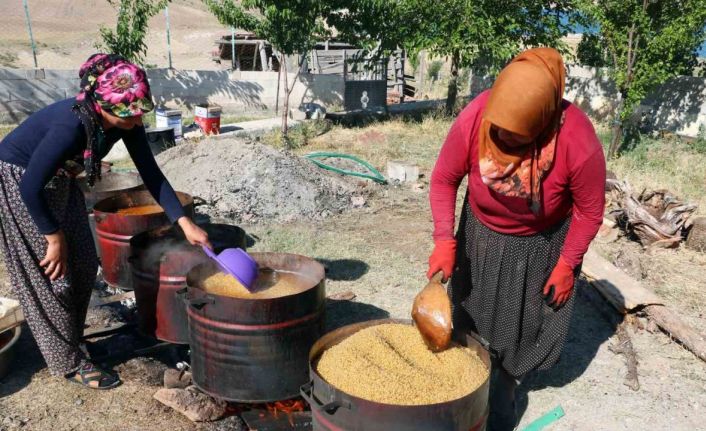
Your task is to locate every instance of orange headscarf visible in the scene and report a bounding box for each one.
[479,47,566,215]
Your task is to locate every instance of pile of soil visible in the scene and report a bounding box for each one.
[157,138,369,223]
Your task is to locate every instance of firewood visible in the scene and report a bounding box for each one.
[606,180,696,247]
[583,248,706,363]
[686,217,706,252]
[643,305,706,362]
[154,387,226,422]
[608,321,640,391]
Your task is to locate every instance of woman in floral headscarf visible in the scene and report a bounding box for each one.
[0,54,210,389]
[427,48,605,430]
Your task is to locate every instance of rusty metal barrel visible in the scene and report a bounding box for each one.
[77,172,145,258]
[129,223,247,344]
[301,319,491,431]
[93,190,194,290]
[185,253,326,402]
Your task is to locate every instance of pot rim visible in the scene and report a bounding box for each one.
[0,326,21,356]
[306,318,491,409]
[186,252,326,303]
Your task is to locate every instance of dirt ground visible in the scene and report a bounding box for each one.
[0,119,705,430]
[0,186,704,430]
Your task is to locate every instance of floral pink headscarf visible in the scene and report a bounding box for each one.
[76,53,154,117]
[73,53,154,186]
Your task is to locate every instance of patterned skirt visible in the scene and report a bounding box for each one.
[450,200,576,378]
[0,161,98,376]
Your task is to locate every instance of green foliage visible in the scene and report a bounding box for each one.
[427,60,443,82]
[331,1,572,112]
[98,0,168,64]
[407,51,420,73]
[399,0,572,74]
[576,0,706,157]
[204,0,329,56]
[325,1,409,58]
[204,0,331,143]
[693,124,706,155]
[576,33,609,67]
[263,119,332,150]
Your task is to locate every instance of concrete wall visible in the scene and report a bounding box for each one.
[0,68,345,123]
[470,65,706,138]
[3,66,704,137]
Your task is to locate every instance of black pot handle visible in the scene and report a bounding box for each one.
[189,296,214,310]
[300,381,351,415]
[469,330,496,359]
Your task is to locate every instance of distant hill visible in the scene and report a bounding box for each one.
[0,0,228,70]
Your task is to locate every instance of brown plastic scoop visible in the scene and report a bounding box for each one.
[412,272,452,352]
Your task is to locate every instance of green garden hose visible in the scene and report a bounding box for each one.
[304,152,387,184]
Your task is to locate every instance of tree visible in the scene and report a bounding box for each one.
[205,0,329,142]
[576,0,706,158]
[99,0,169,65]
[380,0,569,114]
[576,33,609,67]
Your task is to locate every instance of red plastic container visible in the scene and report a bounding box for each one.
[194,103,222,135]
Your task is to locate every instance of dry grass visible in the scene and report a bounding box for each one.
[0,125,15,140]
[300,116,452,173]
[259,114,453,176]
[264,118,706,332]
[597,124,706,214]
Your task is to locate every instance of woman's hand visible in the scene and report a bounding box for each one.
[178,217,212,249]
[427,239,457,282]
[40,231,68,281]
[543,256,575,309]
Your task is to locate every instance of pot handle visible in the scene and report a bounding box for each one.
[468,330,496,359]
[188,295,214,310]
[300,381,351,415]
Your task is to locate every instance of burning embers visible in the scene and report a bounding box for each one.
[240,398,309,429]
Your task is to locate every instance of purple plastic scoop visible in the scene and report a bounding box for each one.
[202,246,258,291]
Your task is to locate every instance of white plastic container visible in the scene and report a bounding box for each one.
[0,298,23,333]
[155,107,183,139]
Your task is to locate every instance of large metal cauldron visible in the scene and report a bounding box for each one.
[302,319,491,431]
[185,253,326,402]
[94,190,194,290]
[129,223,247,344]
[77,172,145,258]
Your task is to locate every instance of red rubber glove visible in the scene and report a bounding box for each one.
[543,256,575,309]
[427,239,457,282]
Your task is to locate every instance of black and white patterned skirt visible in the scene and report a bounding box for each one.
[450,200,576,378]
[0,160,98,376]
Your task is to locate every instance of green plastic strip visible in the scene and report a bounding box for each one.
[520,405,565,431]
[304,152,387,184]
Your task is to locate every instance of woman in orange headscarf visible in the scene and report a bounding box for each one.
[428,48,605,430]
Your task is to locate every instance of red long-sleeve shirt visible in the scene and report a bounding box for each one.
[430,90,606,268]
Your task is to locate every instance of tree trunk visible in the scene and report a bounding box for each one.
[275,59,281,115]
[608,121,623,159]
[445,50,460,115]
[281,55,289,143]
[607,95,626,159]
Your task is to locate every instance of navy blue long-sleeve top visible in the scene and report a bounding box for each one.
[0,98,185,234]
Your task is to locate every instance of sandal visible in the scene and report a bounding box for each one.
[67,361,121,390]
